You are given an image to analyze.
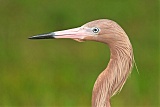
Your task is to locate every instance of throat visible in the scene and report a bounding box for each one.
[92,45,133,107]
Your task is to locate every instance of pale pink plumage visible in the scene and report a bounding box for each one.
[29,19,134,107]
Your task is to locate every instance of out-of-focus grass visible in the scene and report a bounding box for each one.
[0,0,159,107]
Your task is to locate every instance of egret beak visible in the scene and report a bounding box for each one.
[28,27,89,41]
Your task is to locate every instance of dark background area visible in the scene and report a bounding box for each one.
[0,0,159,107]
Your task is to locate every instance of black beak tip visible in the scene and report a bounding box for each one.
[28,36,41,39]
[28,36,34,39]
[28,33,55,39]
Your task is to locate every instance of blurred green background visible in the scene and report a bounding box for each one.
[0,0,159,107]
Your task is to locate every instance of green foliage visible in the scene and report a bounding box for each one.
[0,0,159,107]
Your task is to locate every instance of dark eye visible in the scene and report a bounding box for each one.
[92,27,100,33]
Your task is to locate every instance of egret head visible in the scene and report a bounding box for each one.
[29,19,130,48]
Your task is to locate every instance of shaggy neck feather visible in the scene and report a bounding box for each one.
[92,42,133,107]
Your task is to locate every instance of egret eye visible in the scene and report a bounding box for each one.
[92,27,100,33]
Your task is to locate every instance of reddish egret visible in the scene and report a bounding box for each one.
[29,19,134,107]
